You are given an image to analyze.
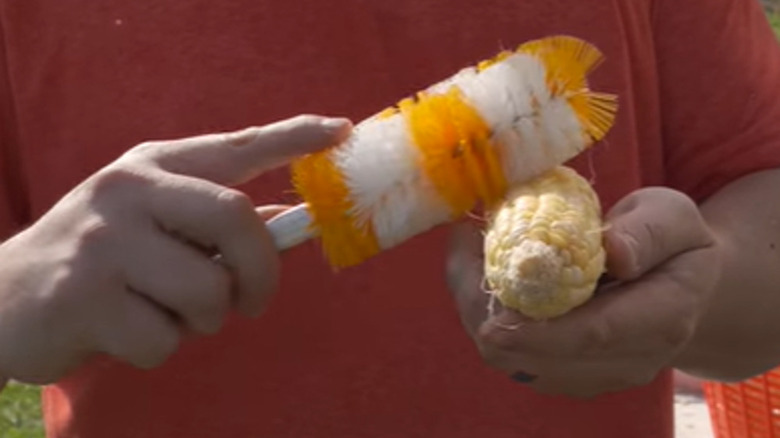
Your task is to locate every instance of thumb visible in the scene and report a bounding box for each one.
[604,187,715,280]
[125,115,352,186]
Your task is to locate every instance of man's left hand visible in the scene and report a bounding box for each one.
[446,187,721,398]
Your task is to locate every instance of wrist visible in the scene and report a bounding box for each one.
[672,214,774,381]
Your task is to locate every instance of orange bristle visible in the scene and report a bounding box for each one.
[399,87,507,218]
[517,35,618,144]
[291,150,380,268]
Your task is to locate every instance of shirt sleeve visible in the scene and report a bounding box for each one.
[653,0,780,201]
[0,14,29,238]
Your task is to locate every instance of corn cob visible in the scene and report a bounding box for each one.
[266,35,617,270]
[483,165,605,320]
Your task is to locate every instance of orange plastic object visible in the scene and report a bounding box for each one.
[703,368,780,437]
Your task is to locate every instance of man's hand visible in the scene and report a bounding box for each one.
[0,115,351,385]
[446,187,721,398]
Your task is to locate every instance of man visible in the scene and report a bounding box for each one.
[0,0,779,437]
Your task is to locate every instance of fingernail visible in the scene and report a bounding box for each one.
[618,232,640,274]
[511,371,538,384]
[321,117,352,134]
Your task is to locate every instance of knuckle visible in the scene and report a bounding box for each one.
[89,165,149,198]
[76,217,113,254]
[663,319,696,349]
[216,189,255,220]
[477,323,518,353]
[121,141,162,162]
[578,318,614,356]
[221,127,259,147]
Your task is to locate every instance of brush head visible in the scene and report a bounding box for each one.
[288,35,618,269]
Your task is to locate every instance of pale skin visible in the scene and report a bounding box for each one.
[447,167,780,398]
[0,114,352,390]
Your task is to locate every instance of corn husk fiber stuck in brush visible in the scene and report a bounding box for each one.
[266,35,618,282]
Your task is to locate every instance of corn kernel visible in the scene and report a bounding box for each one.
[483,165,605,320]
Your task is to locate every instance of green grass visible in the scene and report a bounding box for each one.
[0,382,44,438]
[770,12,780,38]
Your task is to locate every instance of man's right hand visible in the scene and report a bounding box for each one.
[0,115,351,385]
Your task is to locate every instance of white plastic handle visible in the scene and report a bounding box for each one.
[265,203,316,250]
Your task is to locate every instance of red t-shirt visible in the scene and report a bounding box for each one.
[0,0,778,437]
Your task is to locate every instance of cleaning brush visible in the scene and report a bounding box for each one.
[265,35,617,318]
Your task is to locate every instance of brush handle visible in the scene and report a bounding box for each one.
[265,203,316,250]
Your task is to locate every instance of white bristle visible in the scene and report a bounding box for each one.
[506,116,549,179]
[444,54,545,183]
[334,113,452,249]
[455,57,534,133]
[442,53,586,186]
[502,54,585,183]
[503,54,553,107]
[319,51,587,252]
[541,98,588,158]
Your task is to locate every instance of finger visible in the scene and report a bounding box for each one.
[480,316,659,395]
[477,311,565,359]
[480,247,714,360]
[579,247,714,354]
[473,329,550,375]
[144,173,279,318]
[120,229,232,335]
[603,188,715,280]
[476,333,623,397]
[94,290,181,369]
[126,115,352,186]
[446,221,490,337]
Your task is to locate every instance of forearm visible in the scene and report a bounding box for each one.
[673,168,780,381]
